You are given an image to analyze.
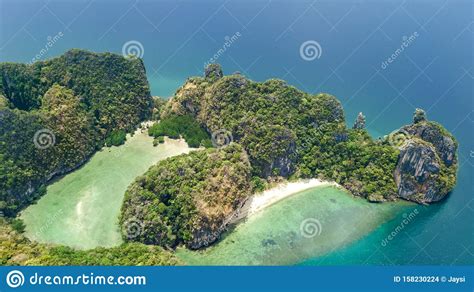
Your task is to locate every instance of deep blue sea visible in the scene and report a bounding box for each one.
[0,0,472,265]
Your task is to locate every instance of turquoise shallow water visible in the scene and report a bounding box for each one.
[177,186,412,265]
[20,131,191,249]
[1,0,472,264]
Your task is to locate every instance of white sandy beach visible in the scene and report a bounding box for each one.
[247,179,339,216]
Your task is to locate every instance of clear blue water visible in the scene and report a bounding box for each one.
[1,0,472,265]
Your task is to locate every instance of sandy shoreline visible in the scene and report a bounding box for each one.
[246,179,339,216]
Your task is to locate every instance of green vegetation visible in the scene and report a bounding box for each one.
[0,49,152,129]
[163,70,400,199]
[122,65,457,249]
[148,115,212,148]
[413,108,427,124]
[0,54,458,262]
[151,96,167,120]
[300,129,400,201]
[0,49,152,216]
[120,143,252,249]
[10,218,25,233]
[105,129,127,147]
[0,220,180,265]
[153,136,165,146]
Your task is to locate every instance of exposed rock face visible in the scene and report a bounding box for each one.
[401,122,457,167]
[172,81,203,116]
[188,218,222,249]
[312,93,345,123]
[352,112,366,129]
[413,108,427,124]
[120,143,253,249]
[394,140,443,203]
[204,63,223,80]
[188,199,248,249]
[393,116,458,203]
[268,150,295,177]
[242,124,297,178]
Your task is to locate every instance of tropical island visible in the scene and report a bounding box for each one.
[0,49,458,265]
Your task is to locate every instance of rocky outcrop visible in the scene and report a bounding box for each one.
[204,63,223,80]
[188,218,222,249]
[166,80,204,117]
[241,124,297,178]
[401,121,457,167]
[394,139,444,203]
[393,110,457,203]
[268,150,295,177]
[413,108,427,124]
[120,143,253,249]
[187,198,249,249]
[352,112,366,130]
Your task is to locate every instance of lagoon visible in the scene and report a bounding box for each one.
[20,130,191,249]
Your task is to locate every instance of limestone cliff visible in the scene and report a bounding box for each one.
[393,109,457,203]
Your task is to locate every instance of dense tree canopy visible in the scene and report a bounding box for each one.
[0,220,180,266]
[148,114,212,148]
[0,56,458,264]
[0,49,153,216]
[163,67,402,200]
[120,143,253,249]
